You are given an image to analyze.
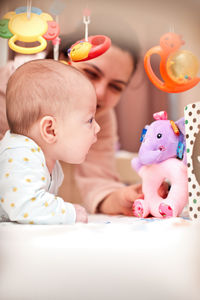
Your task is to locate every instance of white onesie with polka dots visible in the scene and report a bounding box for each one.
[0,131,76,224]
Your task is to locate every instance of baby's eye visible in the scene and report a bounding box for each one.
[88,117,94,124]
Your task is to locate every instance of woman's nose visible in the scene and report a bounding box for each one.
[94,81,106,103]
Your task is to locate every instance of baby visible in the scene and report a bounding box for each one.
[0,59,100,224]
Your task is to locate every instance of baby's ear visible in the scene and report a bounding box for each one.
[40,116,57,144]
[175,117,185,135]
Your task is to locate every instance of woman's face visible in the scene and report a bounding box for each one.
[71,46,134,114]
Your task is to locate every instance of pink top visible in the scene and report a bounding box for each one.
[75,109,124,213]
[0,61,12,139]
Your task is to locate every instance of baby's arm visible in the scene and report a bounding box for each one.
[1,180,77,225]
[0,148,87,224]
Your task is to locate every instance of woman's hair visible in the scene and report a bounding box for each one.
[47,13,141,73]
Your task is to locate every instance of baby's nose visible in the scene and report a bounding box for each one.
[95,121,100,134]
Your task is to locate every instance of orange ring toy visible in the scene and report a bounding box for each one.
[144,32,200,93]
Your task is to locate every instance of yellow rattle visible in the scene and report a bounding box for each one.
[0,6,60,54]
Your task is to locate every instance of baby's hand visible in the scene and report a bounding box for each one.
[74,204,88,223]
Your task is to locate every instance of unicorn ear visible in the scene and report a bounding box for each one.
[175,117,185,135]
[139,125,150,142]
[153,111,168,120]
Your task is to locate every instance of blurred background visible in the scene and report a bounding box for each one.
[0,0,200,152]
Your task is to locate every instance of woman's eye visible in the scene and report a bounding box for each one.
[83,69,99,80]
[109,83,123,92]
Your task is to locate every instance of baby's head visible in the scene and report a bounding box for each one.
[6,59,100,166]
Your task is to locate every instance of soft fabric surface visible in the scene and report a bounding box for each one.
[0,211,200,300]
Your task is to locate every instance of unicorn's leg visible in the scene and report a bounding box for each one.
[132,199,150,218]
[159,202,173,217]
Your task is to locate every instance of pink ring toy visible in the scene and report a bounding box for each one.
[132,158,188,218]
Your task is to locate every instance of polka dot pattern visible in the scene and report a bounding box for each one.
[0,131,76,225]
[184,102,200,221]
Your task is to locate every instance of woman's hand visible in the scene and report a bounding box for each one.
[98,182,169,216]
[98,184,144,216]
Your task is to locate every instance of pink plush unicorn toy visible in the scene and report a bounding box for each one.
[131,111,188,218]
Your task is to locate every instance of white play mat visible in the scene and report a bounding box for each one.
[0,213,200,300]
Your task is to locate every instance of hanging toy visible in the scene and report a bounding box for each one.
[68,9,111,62]
[50,0,66,61]
[0,1,60,54]
[144,32,200,93]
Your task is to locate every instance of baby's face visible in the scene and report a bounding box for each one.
[56,81,100,164]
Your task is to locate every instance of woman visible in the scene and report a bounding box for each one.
[54,15,146,215]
